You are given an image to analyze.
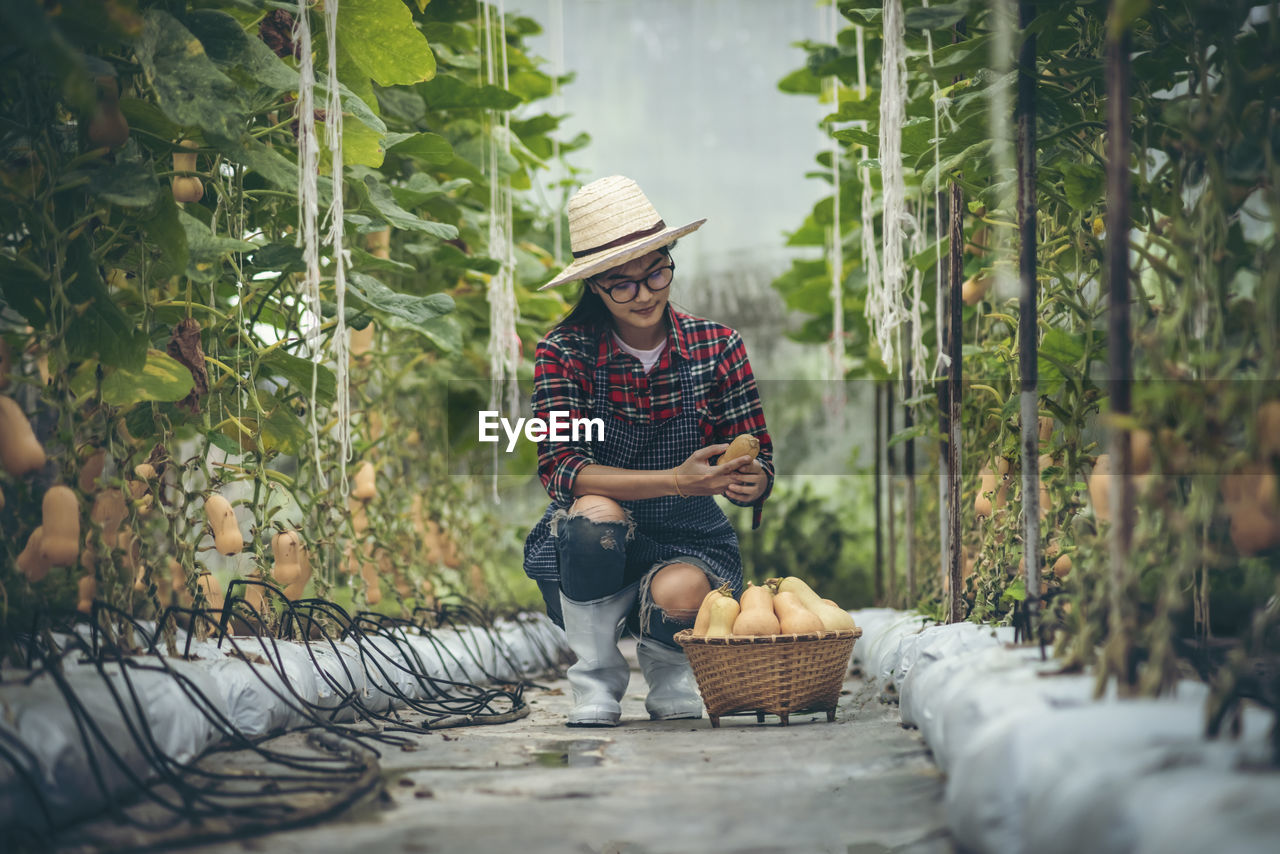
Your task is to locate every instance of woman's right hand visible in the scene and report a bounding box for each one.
[672,444,753,496]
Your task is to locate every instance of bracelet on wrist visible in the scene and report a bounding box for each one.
[673,470,687,499]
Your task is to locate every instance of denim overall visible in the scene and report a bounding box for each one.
[523,346,744,647]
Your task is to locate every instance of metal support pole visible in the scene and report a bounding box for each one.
[874,380,884,605]
[1017,0,1040,637]
[1105,6,1136,687]
[886,384,897,606]
[947,182,964,623]
[904,324,916,603]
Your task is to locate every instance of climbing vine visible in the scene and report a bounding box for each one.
[776,0,1279,711]
[0,0,583,641]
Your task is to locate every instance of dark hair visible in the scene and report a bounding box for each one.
[554,243,676,332]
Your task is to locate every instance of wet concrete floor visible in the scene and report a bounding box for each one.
[192,639,953,854]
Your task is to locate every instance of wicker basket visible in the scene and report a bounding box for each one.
[674,627,862,727]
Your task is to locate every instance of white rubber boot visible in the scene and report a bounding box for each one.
[559,583,638,727]
[636,638,704,721]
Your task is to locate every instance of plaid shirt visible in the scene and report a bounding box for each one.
[532,305,774,528]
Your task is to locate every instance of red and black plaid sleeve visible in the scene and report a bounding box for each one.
[532,334,596,506]
[708,330,774,529]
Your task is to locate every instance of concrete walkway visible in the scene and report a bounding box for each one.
[193,639,953,854]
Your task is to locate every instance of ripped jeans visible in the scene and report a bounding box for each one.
[536,511,720,650]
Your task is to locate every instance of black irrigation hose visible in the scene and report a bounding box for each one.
[0,584,561,845]
[344,615,526,728]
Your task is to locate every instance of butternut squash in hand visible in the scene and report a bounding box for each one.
[0,396,46,476]
[719,434,760,466]
[40,485,80,565]
[773,591,824,634]
[732,582,780,636]
[203,494,242,555]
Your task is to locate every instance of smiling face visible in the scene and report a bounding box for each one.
[587,249,674,349]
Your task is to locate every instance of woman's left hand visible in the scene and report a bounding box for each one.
[723,459,766,503]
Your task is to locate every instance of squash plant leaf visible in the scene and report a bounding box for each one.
[82,349,195,408]
[258,390,308,456]
[186,10,299,94]
[905,4,966,30]
[419,73,522,110]
[338,0,437,87]
[346,271,458,352]
[0,256,51,327]
[385,132,454,164]
[180,211,257,284]
[260,350,337,408]
[1060,162,1105,212]
[354,170,459,238]
[134,10,247,142]
[87,160,161,208]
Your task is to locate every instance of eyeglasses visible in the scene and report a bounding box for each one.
[593,263,675,304]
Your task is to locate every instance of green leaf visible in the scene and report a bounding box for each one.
[838,5,882,25]
[390,173,470,208]
[338,0,437,87]
[346,271,457,350]
[419,73,522,110]
[1037,327,1086,396]
[355,171,459,238]
[118,98,179,143]
[1060,162,1104,212]
[1001,577,1026,603]
[887,423,934,449]
[186,9,298,93]
[385,131,454,164]
[98,349,195,407]
[259,350,337,407]
[0,256,51,326]
[349,244,417,275]
[138,185,189,279]
[87,160,160,208]
[135,10,247,142]
[258,391,308,456]
[778,67,822,95]
[207,429,243,456]
[905,3,965,30]
[214,135,299,193]
[833,127,878,148]
[181,211,257,283]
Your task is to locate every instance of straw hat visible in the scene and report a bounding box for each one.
[538,175,706,290]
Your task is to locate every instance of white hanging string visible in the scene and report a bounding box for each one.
[989,0,1017,285]
[872,0,911,376]
[323,0,352,495]
[907,194,928,387]
[824,0,846,421]
[924,0,952,379]
[483,0,521,501]
[856,24,882,378]
[549,0,565,266]
[293,3,327,490]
